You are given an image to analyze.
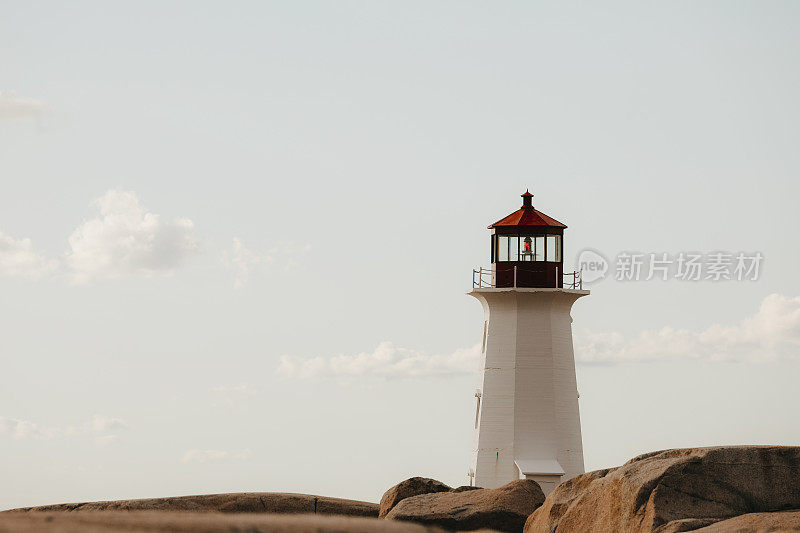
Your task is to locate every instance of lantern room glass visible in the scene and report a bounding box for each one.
[494,234,561,262]
[534,236,545,261]
[509,235,519,262]
[546,235,561,262]
[497,236,509,261]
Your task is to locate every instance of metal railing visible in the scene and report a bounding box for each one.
[472,266,583,289]
[472,267,494,288]
[563,269,583,290]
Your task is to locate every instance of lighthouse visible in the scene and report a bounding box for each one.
[468,191,588,496]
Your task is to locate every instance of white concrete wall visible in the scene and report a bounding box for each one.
[469,288,587,493]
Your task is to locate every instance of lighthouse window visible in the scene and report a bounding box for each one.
[534,236,545,261]
[546,235,561,262]
[509,235,519,261]
[497,235,509,261]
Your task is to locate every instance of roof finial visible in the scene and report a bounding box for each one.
[521,189,533,208]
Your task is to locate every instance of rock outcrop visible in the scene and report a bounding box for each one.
[691,510,800,532]
[12,445,800,532]
[9,492,379,517]
[386,479,545,532]
[380,478,453,518]
[0,511,465,533]
[524,446,800,533]
[449,486,482,493]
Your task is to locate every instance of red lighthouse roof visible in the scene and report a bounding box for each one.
[488,190,567,229]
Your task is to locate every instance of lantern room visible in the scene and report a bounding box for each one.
[488,191,566,288]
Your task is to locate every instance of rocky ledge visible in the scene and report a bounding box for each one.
[3,446,800,532]
[7,492,379,517]
[0,511,469,533]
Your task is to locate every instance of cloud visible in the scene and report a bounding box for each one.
[232,449,253,461]
[222,238,273,289]
[65,190,199,283]
[0,417,60,440]
[181,448,253,464]
[0,231,58,280]
[277,341,482,381]
[276,294,800,381]
[222,238,309,289]
[1,190,305,288]
[0,414,129,446]
[0,92,46,119]
[91,415,130,433]
[88,415,129,447]
[575,293,800,364]
[0,190,198,284]
[272,242,311,272]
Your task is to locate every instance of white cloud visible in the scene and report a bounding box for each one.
[181,448,253,464]
[576,293,800,364]
[232,448,253,461]
[2,190,306,288]
[0,92,46,119]
[65,190,199,283]
[222,238,273,289]
[222,238,309,289]
[0,417,60,440]
[91,415,130,433]
[88,415,129,448]
[0,190,198,284]
[277,341,482,381]
[276,294,800,381]
[272,242,311,272]
[0,414,129,445]
[0,231,58,280]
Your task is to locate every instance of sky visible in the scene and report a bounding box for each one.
[1,0,800,511]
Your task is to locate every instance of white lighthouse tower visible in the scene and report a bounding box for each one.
[468,191,588,496]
